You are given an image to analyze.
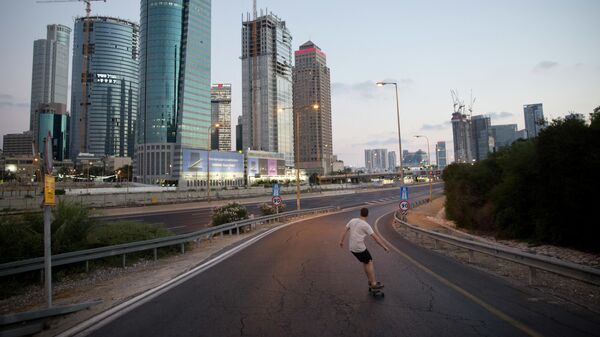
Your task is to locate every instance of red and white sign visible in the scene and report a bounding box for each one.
[272,196,283,206]
[399,200,410,212]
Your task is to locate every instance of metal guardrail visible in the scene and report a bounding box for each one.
[393,211,600,286]
[0,206,338,278]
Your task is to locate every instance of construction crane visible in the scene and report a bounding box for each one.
[468,91,476,117]
[37,0,107,155]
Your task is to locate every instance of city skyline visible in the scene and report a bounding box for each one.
[0,0,599,167]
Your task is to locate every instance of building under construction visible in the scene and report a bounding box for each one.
[450,91,474,163]
[241,10,294,166]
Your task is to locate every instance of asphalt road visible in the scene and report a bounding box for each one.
[99,184,443,234]
[86,203,600,337]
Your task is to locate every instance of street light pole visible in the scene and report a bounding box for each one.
[279,104,319,211]
[415,135,433,202]
[376,82,404,188]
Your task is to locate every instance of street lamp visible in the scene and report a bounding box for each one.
[376,81,404,188]
[278,103,319,210]
[207,123,220,201]
[415,135,433,202]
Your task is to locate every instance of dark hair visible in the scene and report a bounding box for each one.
[360,207,369,217]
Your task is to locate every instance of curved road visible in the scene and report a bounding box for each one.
[84,203,600,337]
[100,184,443,234]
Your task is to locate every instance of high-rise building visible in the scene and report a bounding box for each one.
[30,24,71,144]
[136,0,211,184]
[516,129,528,140]
[524,103,546,139]
[451,111,473,163]
[471,115,494,161]
[491,124,517,151]
[241,11,293,166]
[70,16,139,159]
[436,141,447,169]
[210,83,232,151]
[364,149,387,173]
[387,151,397,172]
[293,41,333,175]
[36,103,69,161]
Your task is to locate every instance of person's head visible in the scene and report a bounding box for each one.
[360,207,369,218]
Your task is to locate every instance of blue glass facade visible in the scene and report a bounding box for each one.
[70,17,139,159]
[38,113,69,162]
[137,0,212,184]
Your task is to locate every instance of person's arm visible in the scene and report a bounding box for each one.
[339,227,349,248]
[370,233,389,252]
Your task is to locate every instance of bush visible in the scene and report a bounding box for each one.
[211,202,248,226]
[0,215,43,263]
[259,202,285,215]
[52,201,98,254]
[87,221,172,247]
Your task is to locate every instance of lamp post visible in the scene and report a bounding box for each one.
[376,81,404,188]
[415,135,433,202]
[278,104,319,210]
[207,123,220,201]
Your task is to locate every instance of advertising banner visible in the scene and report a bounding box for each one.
[248,157,259,177]
[268,159,277,176]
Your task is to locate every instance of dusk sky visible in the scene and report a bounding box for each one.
[1,0,598,166]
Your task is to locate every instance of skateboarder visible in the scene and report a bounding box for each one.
[339,207,389,290]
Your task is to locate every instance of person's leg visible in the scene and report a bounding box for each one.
[363,261,376,286]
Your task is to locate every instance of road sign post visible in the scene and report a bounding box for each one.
[42,133,54,308]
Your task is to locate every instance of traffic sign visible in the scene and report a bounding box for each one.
[272,183,280,197]
[399,200,410,212]
[272,196,282,206]
[400,186,409,200]
[44,175,56,206]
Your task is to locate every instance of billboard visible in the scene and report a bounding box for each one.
[182,149,244,180]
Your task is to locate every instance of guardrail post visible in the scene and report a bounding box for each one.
[153,248,158,261]
[122,254,126,268]
[236,227,240,235]
[181,243,185,254]
[434,239,439,249]
[468,250,475,263]
[85,261,89,273]
[529,267,537,285]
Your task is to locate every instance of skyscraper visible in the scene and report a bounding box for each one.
[365,149,387,173]
[136,0,211,184]
[387,151,397,172]
[236,116,243,152]
[30,24,71,146]
[241,11,293,166]
[210,83,232,151]
[491,124,518,151]
[436,141,447,169]
[70,16,139,160]
[471,115,494,161]
[293,41,333,175]
[451,111,473,163]
[524,103,546,138]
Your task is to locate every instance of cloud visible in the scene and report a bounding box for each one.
[353,137,398,147]
[332,78,414,99]
[0,93,28,108]
[420,121,450,131]
[488,111,514,119]
[533,61,558,73]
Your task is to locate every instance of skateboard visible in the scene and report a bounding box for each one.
[368,283,385,297]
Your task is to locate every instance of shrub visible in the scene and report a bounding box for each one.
[51,201,98,254]
[211,202,248,226]
[0,215,43,263]
[259,202,285,215]
[87,221,173,247]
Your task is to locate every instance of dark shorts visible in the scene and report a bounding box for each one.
[351,249,372,264]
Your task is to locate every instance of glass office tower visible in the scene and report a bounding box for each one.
[30,24,71,145]
[70,16,139,159]
[523,103,546,139]
[210,83,232,151]
[136,0,212,184]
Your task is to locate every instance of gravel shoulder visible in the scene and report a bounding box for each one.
[403,197,600,313]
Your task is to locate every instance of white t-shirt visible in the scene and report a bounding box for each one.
[345,218,374,253]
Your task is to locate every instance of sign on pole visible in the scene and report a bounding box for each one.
[400,186,409,200]
[399,200,410,212]
[272,196,282,206]
[44,175,56,205]
[272,183,280,197]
